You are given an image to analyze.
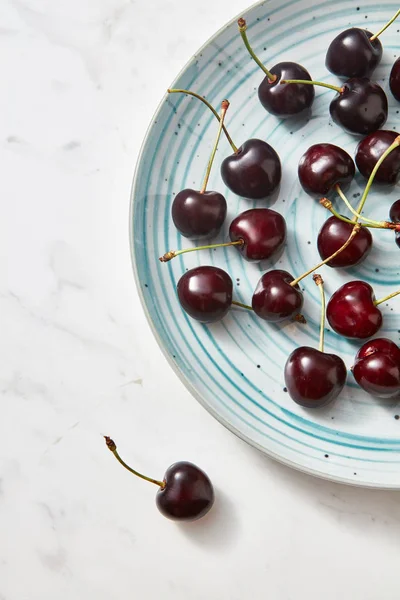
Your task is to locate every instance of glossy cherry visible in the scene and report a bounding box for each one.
[285,347,347,407]
[284,275,347,408]
[229,208,286,262]
[172,190,226,239]
[390,57,400,101]
[326,29,382,78]
[177,266,232,323]
[238,19,314,117]
[317,216,372,268]
[390,199,400,249]
[252,270,303,322]
[326,281,382,339]
[156,462,214,521]
[352,338,400,399]
[355,130,400,184]
[221,138,281,200]
[298,143,355,196]
[330,78,388,135]
[105,438,214,521]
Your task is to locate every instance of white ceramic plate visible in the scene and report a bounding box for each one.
[130,0,400,488]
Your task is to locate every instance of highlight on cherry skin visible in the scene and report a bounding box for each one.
[104,437,214,521]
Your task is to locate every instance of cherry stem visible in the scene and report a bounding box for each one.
[335,184,389,228]
[290,224,362,287]
[320,198,391,229]
[159,239,244,262]
[374,289,400,307]
[168,89,238,152]
[104,437,165,488]
[355,136,400,216]
[280,79,342,93]
[200,100,229,193]
[238,18,277,82]
[370,9,400,41]
[232,300,253,311]
[313,274,325,353]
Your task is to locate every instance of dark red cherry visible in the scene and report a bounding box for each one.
[252,270,303,322]
[171,189,227,239]
[298,143,355,196]
[177,266,232,323]
[390,199,400,222]
[221,139,281,200]
[326,281,382,339]
[390,199,400,249]
[104,438,214,522]
[229,208,286,262]
[156,462,215,521]
[355,130,400,184]
[330,78,388,135]
[317,216,372,268]
[326,29,382,79]
[258,62,315,117]
[353,338,400,399]
[285,347,347,408]
[390,57,400,101]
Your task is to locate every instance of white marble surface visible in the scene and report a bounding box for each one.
[1,0,400,598]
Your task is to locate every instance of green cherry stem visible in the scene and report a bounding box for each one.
[370,9,400,41]
[290,224,362,287]
[334,184,391,228]
[237,18,277,82]
[355,135,400,216]
[320,198,390,229]
[104,437,165,488]
[167,89,238,152]
[313,274,325,353]
[159,240,244,262]
[200,99,229,193]
[280,79,343,93]
[232,300,253,311]
[374,289,400,307]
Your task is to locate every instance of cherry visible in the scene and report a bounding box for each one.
[105,437,214,521]
[390,199,400,249]
[327,281,389,339]
[284,275,347,408]
[390,57,400,101]
[325,10,400,78]
[172,190,227,240]
[238,19,314,117]
[281,78,388,135]
[330,78,387,135]
[168,89,281,201]
[355,130,400,184]
[298,143,355,196]
[220,138,281,200]
[252,270,304,323]
[326,30,382,78]
[177,266,233,323]
[160,208,287,264]
[317,215,372,268]
[229,208,286,262]
[171,100,228,239]
[352,338,400,399]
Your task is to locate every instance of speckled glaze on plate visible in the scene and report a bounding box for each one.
[130,0,400,488]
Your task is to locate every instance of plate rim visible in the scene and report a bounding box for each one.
[129,0,400,490]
